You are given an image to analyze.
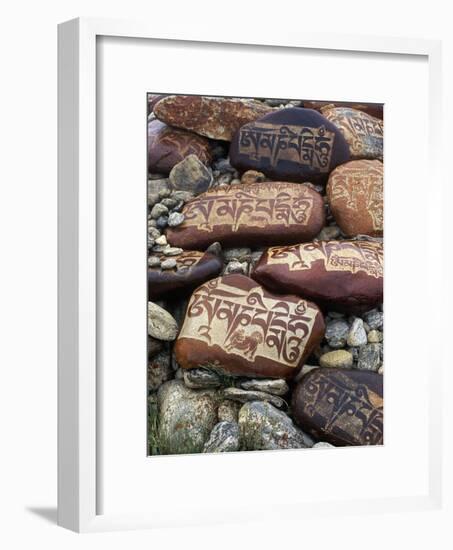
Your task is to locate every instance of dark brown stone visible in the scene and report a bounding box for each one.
[148,119,212,174]
[153,95,273,141]
[148,250,223,299]
[174,274,325,380]
[229,107,351,184]
[327,159,383,237]
[292,368,383,446]
[320,106,383,160]
[251,240,383,313]
[166,181,325,250]
[302,100,383,120]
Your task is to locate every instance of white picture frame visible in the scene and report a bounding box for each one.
[58,17,445,533]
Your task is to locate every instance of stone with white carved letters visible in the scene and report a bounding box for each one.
[252,240,383,313]
[292,368,383,446]
[166,181,325,250]
[174,274,325,380]
[229,107,351,183]
[327,159,383,237]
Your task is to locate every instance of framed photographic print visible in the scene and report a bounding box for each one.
[58,17,444,533]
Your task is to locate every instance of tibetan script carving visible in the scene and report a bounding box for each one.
[238,122,335,171]
[179,277,319,367]
[265,241,383,278]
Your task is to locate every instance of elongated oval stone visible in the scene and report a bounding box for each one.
[252,240,383,313]
[302,100,383,120]
[174,274,325,379]
[292,368,383,446]
[154,95,273,141]
[148,119,212,174]
[148,249,223,299]
[229,108,350,183]
[320,106,383,160]
[166,181,325,250]
[327,159,383,237]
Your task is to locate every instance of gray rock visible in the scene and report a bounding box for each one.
[148,336,164,358]
[147,235,155,249]
[148,227,161,240]
[158,188,172,199]
[148,178,170,196]
[223,247,251,262]
[156,215,169,229]
[240,378,289,396]
[214,158,236,174]
[163,246,183,256]
[155,234,167,246]
[167,212,185,227]
[148,256,161,268]
[183,368,222,389]
[160,197,178,209]
[313,442,335,449]
[319,349,353,368]
[364,309,384,330]
[148,192,160,207]
[347,318,368,347]
[203,422,240,453]
[239,401,314,451]
[315,225,341,241]
[217,400,241,423]
[148,350,173,391]
[171,190,194,203]
[206,242,222,257]
[150,203,169,219]
[357,344,382,371]
[224,260,248,275]
[367,329,383,343]
[157,380,219,455]
[223,387,286,409]
[169,154,213,195]
[325,319,349,348]
[161,258,177,270]
[147,301,178,341]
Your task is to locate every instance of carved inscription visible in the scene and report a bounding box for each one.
[149,251,204,271]
[266,241,383,278]
[179,278,318,367]
[182,183,315,233]
[302,370,383,445]
[238,122,335,171]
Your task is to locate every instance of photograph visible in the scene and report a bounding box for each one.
[147,94,384,455]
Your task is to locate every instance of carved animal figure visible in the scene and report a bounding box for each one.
[225,329,263,358]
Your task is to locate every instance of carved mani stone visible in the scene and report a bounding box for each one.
[301,100,383,120]
[166,181,325,250]
[252,240,383,313]
[229,107,351,183]
[174,274,325,380]
[153,95,273,141]
[292,368,383,446]
[148,250,223,299]
[320,106,383,161]
[327,159,383,237]
[148,119,212,174]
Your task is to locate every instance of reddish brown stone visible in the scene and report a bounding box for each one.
[229,108,351,184]
[148,119,212,174]
[252,240,383,313]
[327,159,383,237]
[292,368,383,446]
[321,106,383,160]
[153,95,273,141]
[166,182,325,250]
[148,94,167,114]
[302,100,383,120]
[148,250,223,299]
[175,274,325,379]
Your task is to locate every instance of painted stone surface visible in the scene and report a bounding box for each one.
[154,95,273,141]
[252,240,383,313]
[301,100,383,120]
[148,119,212,174]
[229,107,351,183]
[148,249,223,299]
[166,181,325,250]
[327,159,383,237]
[292,368,383,446]
[174,274,325,379]
[321,106,383,160]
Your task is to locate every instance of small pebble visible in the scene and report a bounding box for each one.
[150,203,169,219]
[156,216,169,230]
[161,258,177,270]
[163,246,183,256]
[224,260,248,275]
[155,235,167,246]
[347,318,368,347]
[319,349,353,368]
[167,212,185,227]
[368,329,383,343]
[148,256,161,267]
